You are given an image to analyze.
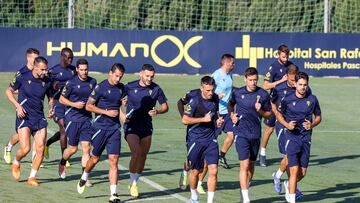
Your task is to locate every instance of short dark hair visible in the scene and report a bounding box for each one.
[201,76,215,86]
[278,44,290,55]
[141,64,155,72]
[111,63,125,73]
[61,47,73,56]
[34,56,48,65]
[244,67,258,78]
[76,59,88,68]
[26,48,40,55]
[295,72,309,83]
[220,54,234,65]
[287,64,299,75]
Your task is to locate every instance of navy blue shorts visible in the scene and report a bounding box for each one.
[91,128,121,157]
[124,123,152,140]
[187,139,219,170]
[65,119,92,146]
[53,101,65,122]
[286,137,311,168]
[263,112,276,127]
[235,135,260,161]
[215,114,233,137]
[275,121,287,154]
[16,117,48,135]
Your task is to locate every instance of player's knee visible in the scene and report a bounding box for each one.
[208,165,218,176]
[91,156,100,164]
[22,146,31,155]
[69,146,78,154]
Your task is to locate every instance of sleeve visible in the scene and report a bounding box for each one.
[270,87,278,103]
[313,96,321,116]
[278,96,288,114]
[61,81,72,98]
[212,71,223,94]
[262,92,272,112]
[264,65,275,82]
[183,97,197,117]
[120,84,127,99]
[46,81,54,98]
[9,73,22,90]
[229,90,236,106]
[156,87,167,104]
[180,91,193,104]
[90,84,102,102]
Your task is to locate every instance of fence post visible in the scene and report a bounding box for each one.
[324,0,329,33]
[68,0,74,28]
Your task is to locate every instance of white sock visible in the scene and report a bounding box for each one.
[110,184,117,195]
[260,147,266,156]
[135,173,141,182]
[190,188,198,200]
[13,159,20,166]
[6,142,13,151]
[276,169,284,179]
[29,169,37,178]
[241,189,250,202]
[207,191,215,203]
[289,193,296,203]
[130,173,137,185]
[32,151,36,161]
[81,171,89,181]
[183,170,188,176]
[197,181,203,187]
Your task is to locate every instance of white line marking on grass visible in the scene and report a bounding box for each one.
[124,196,176,202]
[47,129,187,202]
[118,165,188,202]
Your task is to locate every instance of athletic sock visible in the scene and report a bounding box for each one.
[241,189,250,202]
[29,169,37,178]
[289,193,295,203]
[135,173,141,182]
[6,142,13,151]
[197,181,203,187]
[130,173,136,185]
[260,147,266,156]
[110,184,117,195]
[207,191,215,203]
[60,158,67,166]
[13,159,20,166]
[32,151,36,161]
[219,151,226,158]
[183,170,188,176]
[275,168,284,179]
[190,188,198,200]
[81,171,89,181]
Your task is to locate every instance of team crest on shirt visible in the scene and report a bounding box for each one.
[89,84,93,89]
[184,104,192,113]
[292,101,296,106]
[265,72,271,79]
[280,69,283,73]
[284,90,287,95]
[42,82,45,87]
[134,89,138,94]
[241,95,244,99]
[306,100,311,106]
[148,90,152,95]
[28,80,31,84]
[60,72,63,76]
[108,90,111,94]
[77,85,80,89]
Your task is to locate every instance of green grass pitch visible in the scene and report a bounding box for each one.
[0,72,359,202]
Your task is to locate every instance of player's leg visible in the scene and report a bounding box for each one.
[108,154,121,202]
[44,131,60,159]
[77,128,105,194]
[288,165,299,203]
[259,125,274,166]
[12,127,31,180]
[219,131,234,169]
[189,168,201,202]
[197,161,207,194]
[4,133,19,164]
[207,164,217,203]
[59,121,79,179]
[126,133,141,189]
[28,127,46,186]
[240,159,251,203]
[179,158,190,190]
[219,114,234,169]
[285,139,302,203]
[57,118,67,155]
